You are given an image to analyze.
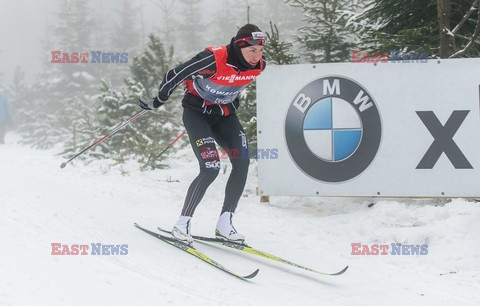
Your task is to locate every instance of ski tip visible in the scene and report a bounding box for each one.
[244,268,260,279]
[330,265,349,276]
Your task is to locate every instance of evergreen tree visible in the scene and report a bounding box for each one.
[7,66,31,130]
[354,0,480,58]
[177,0,205,54]
[250,0,305,39]
[236,83,258,149]
[264,21,298,65]
[152,0,179,50]
[287,0,364,63]
[111,0,142,52]
[73,34,183,169]
[106,0,142,87]
[212,0,244,45]
[447,0,480,58]
[18,0,103,149]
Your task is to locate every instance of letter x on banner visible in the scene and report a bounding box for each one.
[416,110,472,169]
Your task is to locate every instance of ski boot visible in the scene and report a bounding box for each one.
[215,212,245,243]
[171,215,194,246]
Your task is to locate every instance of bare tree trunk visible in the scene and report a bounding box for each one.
[324,45,331,63]
[437,0,451,58]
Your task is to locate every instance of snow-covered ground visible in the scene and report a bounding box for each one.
[1,134,479,306]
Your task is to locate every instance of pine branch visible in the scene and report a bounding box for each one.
[449,7,480,58]
[451,0,479,35]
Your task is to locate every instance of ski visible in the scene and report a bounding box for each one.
[158,227,348,276]
[134,223,259,280]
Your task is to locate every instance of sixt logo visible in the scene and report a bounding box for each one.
[216,74,256,83]
[51,243,129,255]
[285,76,382,182]
[205,160,221,170]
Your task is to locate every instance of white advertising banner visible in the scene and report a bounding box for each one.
[256,59,480,197]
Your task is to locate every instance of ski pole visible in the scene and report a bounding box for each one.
[60,109,149,168]
[150,130,186,166]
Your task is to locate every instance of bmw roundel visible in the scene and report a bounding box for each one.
[285,76,382,182]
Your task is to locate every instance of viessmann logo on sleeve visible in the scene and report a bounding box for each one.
[285,76,382,182]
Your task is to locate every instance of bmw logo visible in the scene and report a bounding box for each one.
[285,76,382,182]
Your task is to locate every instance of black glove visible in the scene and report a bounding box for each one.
[138,96,166,110]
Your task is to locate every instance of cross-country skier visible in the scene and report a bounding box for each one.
[139,24,267,245]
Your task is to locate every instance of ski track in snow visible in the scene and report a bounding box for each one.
[1,135,479,306]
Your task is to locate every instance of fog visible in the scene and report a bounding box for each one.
[0,0,304,87]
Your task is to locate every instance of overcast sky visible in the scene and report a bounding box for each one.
[0,0,302,87]
[0,0,138,84]
[0,0,181,85]
[0,0,53,84]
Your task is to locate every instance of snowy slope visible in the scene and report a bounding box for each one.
[1,134,479,306]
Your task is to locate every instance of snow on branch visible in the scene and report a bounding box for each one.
[451,0,479,35]
[449,2,480,58]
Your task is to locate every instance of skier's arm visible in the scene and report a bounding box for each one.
[139,50,217,110]
[157,50,217,101]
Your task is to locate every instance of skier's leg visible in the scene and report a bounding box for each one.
[180,109,221,217]
[211,114,249,242]
[172,109,221,244]
[212,113,250,214]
